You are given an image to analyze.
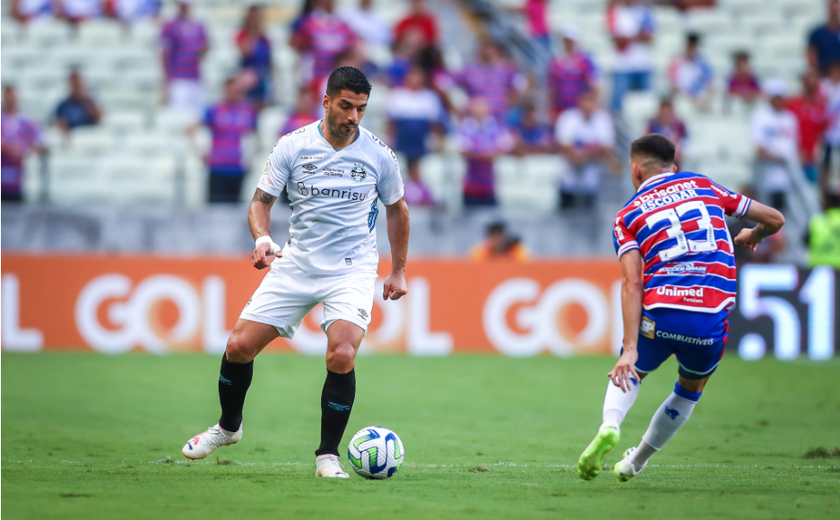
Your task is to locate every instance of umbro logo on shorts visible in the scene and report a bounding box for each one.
[357,308,369,320]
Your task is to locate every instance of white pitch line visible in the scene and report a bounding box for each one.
[2,460,835,470]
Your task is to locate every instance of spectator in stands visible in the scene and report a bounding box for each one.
[606,0,655,112]
[418,45,458,116]
[2,85,47,202]
[726,51,761,106]
[394,0,438,47]
[54,69,102,134]
[236,5,273,110]
[458,97,513,207]
[290,0,357,87]
[749,79,799,211]
[340,0,391,47]
[515,0,551,54]
[187,77,258,204]
[290,0,315,33]
[57,0,101,27]
[280,87,319,136]
[455,38,528,123]
[108,0,161,23]
[821,62,840,191]
[668,33,713,111]
[388,27,425,87]
[160,0,209,116]
[808,0,840,76]
[512,102,552,156]
[786,70,828,183]
[470,221,530,262]
[555,89,615,210]
[547,24,600,120]
[387,65,444,206]
[11,0,52,22]
[647,97,688,164]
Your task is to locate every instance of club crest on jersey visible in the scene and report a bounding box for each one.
[351,164,367,182]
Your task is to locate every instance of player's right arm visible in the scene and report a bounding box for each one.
[733,199,786,252]
[609,249,643,392]
[249,188,278,269]
[249,137,293,269]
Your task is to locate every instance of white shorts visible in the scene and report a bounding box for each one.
[167,79,205,117]
[239,257,377,338]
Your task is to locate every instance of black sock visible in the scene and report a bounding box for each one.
[218,354,253,432]
[315,369,356,457]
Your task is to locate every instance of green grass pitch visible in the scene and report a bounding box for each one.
[2,353,839,520]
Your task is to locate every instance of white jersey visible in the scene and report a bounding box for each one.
[258,120,404,276]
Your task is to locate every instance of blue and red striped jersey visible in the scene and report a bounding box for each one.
[613,171,752,314]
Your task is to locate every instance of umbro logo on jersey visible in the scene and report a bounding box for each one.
[302,164,317,173]
[351,164,367,182]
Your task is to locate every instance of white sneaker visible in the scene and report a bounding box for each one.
[613,447,646,482]
[181,424,242,460]
[315,454,349,478]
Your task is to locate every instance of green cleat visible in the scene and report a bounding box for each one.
[577,425,620,480]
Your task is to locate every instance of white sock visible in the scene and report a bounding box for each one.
[601,377,641,430]
[633,382,702,466]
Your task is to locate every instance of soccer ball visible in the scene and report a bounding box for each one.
[347,426,404,479]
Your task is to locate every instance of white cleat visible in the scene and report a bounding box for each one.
[613,447,646,482]
[182,424,242,460]
[315,454,350,478]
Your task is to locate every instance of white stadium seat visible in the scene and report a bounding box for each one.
[67,127,116,156]
[103,110,147,133]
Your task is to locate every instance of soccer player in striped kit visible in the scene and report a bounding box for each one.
[578,134,785,482]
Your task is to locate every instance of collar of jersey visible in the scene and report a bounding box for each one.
[637,171,676,192]
[317,119,360,152]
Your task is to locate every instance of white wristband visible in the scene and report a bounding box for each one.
[255,235,280,255]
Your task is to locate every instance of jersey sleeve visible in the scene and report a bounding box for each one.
[709,180,752,218]
[613,214,639,258]
[377,146,405,205]
[257,136,295,196]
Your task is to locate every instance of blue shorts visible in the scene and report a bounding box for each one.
[631,308,729,380]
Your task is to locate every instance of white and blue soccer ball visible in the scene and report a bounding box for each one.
[348,426,404,479]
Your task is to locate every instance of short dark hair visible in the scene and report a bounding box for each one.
[631,134,676,166]
[687,33,701,46]
[326,66,372,98]
[487,221,506,235]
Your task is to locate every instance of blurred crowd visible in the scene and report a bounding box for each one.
[3,0,840,264]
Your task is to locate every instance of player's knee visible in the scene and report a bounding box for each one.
[326,342,356,373]
[226,333,258,363]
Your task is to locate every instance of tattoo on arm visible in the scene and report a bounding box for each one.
[252,188,277,205]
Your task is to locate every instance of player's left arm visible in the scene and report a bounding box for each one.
[608,249,644,392]
[383,197,409,301]
[733,199,786,251]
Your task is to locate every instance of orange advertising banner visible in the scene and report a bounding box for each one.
[1,254,623,356]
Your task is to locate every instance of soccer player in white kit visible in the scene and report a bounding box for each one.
[181,67,410,478]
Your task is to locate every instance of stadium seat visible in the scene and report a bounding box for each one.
[685,10,734,35]
[67,128,116,156]
[622,92,659,136]
[155,110,199,136]
[23,19,72,47]
[78,20,125,47]
[523,155,561,186]
[103,110,148,134]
